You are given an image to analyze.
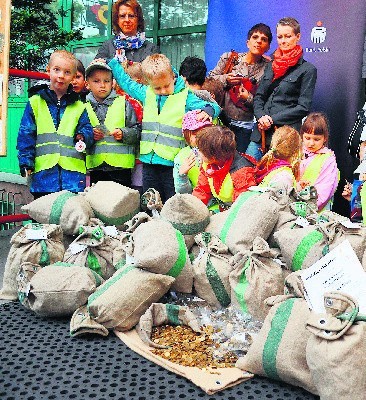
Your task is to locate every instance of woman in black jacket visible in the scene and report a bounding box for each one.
[95,0,159,63]
[246,17,317,161]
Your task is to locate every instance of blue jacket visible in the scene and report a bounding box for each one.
[108,58,221,166]
[17,84,94,193]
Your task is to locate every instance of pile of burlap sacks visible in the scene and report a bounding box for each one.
[1,180,366,398]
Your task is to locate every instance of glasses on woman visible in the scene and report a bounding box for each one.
[119,13,137,19]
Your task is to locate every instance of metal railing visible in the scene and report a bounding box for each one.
[0,189,30,230]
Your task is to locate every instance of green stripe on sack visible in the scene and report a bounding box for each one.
[166,304,181,325]
[234,258,251,313]
[167,216,210,236]
[93,208,139,226]
[39,240,50,266]
[291,230,323,271]
[87,251,102,276]
[49,192,77,225]
[166,230,187,278]
[88,264,135,308]
[219,191,257,244]
[206,254,231,307]
[294,202,307,217]
[262,298,296,380]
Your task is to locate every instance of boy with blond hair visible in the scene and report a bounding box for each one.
[17,50,94,198]
[103,53,221,202]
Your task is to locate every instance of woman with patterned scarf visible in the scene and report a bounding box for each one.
[246,17,317,161]
[95,0,159,63]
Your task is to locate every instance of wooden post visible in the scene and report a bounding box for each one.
[0,0,11,156]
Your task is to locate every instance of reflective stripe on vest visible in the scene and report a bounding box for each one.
[259,166,295,187]
[301,153,333,185]
[176,146,200,188]
[301,152,340,212]
[140,87,188,161]
[85,97,135,169]
[202,163,234,204]
[30,95,86,173]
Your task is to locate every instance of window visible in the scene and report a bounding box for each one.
[60,0,208,69]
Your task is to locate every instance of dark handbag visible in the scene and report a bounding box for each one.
[347,107,366,157]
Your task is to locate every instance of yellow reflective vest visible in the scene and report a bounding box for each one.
[85,96,135,169]
[175,146,200,188]
[140,87,188,161]
[202,163,234,205]
[259,166,296,187]
[30,95,86,174]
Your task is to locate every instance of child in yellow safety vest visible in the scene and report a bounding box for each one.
[84,60,141,187]
[297,112,339,211]
[173,111,212,194]
[106,53,221,203]
[255,126,301,188]
[192,125,256,211]
[17,50,94,198]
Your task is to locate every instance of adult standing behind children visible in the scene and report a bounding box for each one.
[84,60,141,187]
[95,0,158,63]
[208,23,272,153]
[247,17,317,161]
[17,50,94,199]
[106,53,221,203]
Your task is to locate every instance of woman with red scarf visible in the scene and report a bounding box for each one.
[246,17,317,161]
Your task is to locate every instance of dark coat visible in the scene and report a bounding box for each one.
[95,38,159,62]
[251,57,317,143]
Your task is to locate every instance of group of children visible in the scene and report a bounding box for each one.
[17,47,352,219]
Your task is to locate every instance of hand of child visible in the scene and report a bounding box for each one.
[179,153,196,175]
[93,128,104,141]
[195,110,212,123]
[111,128,123,141]
[257,115,273,130]
[75,133,85,142]
[342,182,352,202]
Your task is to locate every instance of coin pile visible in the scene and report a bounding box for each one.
[150,324,238,369]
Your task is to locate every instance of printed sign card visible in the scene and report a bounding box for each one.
[300,239,366,313]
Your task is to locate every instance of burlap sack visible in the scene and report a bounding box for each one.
[121,211,152,233]
[0,223,65,300]
[236,294,317,394]
[268,201,319,248]
[83,181,140,227]
[17,262,42,306]
[21,191,94,235]
[131,219,193,293]
[285,186,318,214]
[140,188,163,217]
[63,224,119,280]
[160,194,210,250]
[306,292,366,400]
[205,187,286,254]
[274,220,366,271]
[87,264,175,331]
[192,232,232,308]
[20,262,103,317]
[283,271,306,297]
[70,305,109,337]
[136,303,201,348]
[229,237,285,320]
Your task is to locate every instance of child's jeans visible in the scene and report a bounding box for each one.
[142,163,175,203]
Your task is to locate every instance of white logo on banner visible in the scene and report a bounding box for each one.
[306,20,330,53]
[311,21,327,43]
